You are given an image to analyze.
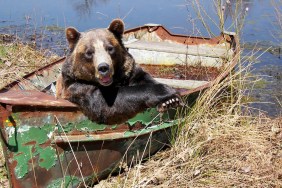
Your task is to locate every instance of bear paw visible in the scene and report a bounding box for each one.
[157,96,183,113]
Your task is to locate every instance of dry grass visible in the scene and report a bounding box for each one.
[104,116,281,188]
[0,145,8,187]
[0,35,59,89]
[97,113,282,187]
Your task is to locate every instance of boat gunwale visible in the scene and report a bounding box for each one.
[124,25,223,41]
[53,121,176,144]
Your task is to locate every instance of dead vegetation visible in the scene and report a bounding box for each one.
[0,144,8,187]
[0,34,59,89]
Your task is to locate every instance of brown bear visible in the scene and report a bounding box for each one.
[56,19,182,125]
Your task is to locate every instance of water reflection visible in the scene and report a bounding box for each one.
[72,0,111,18]
[221,0,253,32]
[223,0,253,18]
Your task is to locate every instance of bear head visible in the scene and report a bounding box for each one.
[65,19,133,86]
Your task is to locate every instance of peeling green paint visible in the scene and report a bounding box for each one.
[37,147,56,170]
[47,176,80,188]
[124,121,176,137]
[111,125,117,130]
[55,108,172,134]
[57,120,107,133]
[127,108,159,126]
[57,123,73,133]
[13,146,33,179]
[127,108,171,126]
[8,124,57,178]
[75,120,107,132]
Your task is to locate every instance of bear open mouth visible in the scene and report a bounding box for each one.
[98,75,113,86]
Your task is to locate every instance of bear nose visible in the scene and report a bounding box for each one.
[98,63,110,75]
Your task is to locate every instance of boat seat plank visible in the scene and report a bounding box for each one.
[0,91,77,107]
[155,78,209,89]
[125,40,231,58]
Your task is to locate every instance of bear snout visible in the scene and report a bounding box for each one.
[96,62,114,86]
[98,63,110,75]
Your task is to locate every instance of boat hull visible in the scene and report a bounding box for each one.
[0,95,178,187]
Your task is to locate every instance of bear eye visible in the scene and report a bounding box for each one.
[84,49,94,59]
[107,45,115,54]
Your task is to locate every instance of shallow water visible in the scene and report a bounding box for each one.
[0,0,281,116]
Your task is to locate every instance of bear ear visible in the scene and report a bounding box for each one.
[65,27,81,49]
[108,19,124,37]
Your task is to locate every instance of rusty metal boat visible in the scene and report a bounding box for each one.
[0,24,239,187]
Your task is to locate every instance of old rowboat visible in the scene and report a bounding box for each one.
[0,24,239,187]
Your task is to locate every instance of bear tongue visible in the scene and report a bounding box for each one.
[101,75,111,83]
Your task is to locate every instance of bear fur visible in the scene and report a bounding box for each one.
[56,19,182,125]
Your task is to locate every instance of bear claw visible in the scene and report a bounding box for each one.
[157,96,183,113]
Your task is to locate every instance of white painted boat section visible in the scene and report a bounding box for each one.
[155,78,209,89]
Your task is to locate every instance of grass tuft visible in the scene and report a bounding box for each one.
[0,35,59,89]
